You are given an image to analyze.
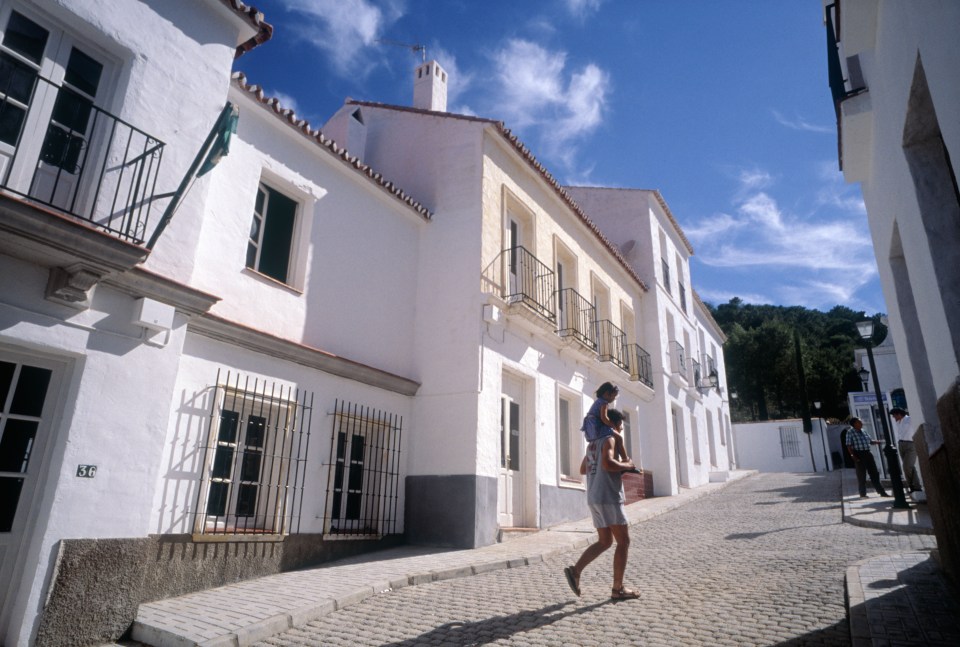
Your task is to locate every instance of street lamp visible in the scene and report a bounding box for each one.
[858,367,870,392]
[856,320,910,509]
[813,401,830,471]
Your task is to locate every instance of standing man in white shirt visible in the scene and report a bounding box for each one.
[890,407,922,492]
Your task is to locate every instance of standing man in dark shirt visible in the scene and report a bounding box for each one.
[845,417,889,498]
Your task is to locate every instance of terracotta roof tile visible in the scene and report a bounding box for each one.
[232,73,433,220]
[219,1,274,57]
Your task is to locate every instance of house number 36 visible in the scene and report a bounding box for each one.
[76,465,97,478]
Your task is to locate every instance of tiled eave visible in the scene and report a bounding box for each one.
[346,100,649,293]
[217,0,274,58]
[694,290,727,342]
[651,190,694,255]
[232,74,433,222]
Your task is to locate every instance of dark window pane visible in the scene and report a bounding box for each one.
[40,124,84,172]
[0,361,14,406]
[217,410,239,443]
[235,483,258,516]
[50,87,92,133]
[258,188,296,283]
[245,415,266,448]
[0,419,38,472]
[0,101,26,146]
[9,365,51,417]
[0,476,25,532]
[345,490,361,520]
[64,48,102,97]
[347,463,364,491]
[245,241,257,269]
[206,482,227,516]
[0,52,38,104]
[3,12,49,64]
[349,434,365,463]
[211,446,233,479]
[239,450,261,481]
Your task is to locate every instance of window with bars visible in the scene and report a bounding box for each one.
[779,426,802,458]
[324,400,403,537]
[194,370,313,537]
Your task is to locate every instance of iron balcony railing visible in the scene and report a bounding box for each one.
[555,287,596,350]
[704,354,717,378]
[669,340,686,378]
[596,319,628,371]
[0,71,165,245]
[625,343,653,387]
[502,246,556,323]
[691,358,702,388]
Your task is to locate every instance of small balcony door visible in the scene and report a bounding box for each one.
[507,218,523,297]
[0,8,107,214]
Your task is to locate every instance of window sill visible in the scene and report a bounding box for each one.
[191,532,284,543]
[243,267,304,295]
[558,476,585,490]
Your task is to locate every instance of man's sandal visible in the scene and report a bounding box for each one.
[564,566,581,597]
[611,587,640,600]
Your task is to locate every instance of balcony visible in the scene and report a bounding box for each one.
[1,72,166,246]
[669,341,686,379]
[625,343,653,387]
[690,358,701,388]
[556,287,596,351]
[596,319,628,371]
[502,246,556,323]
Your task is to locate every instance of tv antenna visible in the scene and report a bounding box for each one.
[378,39,426,63]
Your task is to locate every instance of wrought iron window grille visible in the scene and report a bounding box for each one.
[193,370,313,537]
[323,399,403,538]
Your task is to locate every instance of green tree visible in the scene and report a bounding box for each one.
[708,299,886,422]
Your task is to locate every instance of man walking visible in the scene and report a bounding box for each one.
[890,407,922,492]
[564,409,640,600]
[845,417,889,498]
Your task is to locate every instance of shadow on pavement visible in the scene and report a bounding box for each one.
[378,599,610,646]
[771,618,850,646]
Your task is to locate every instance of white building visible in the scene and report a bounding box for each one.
[563,187,735,491]
[825,0,960,582]
[0,2,734,644]
[0,1,431,644]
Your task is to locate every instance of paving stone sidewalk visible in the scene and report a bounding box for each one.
[131,472,754,647]
[839,468,960,647]
[120,468,959,647]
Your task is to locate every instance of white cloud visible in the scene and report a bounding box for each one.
[564,0,604,19]
[689,166,880,310]
[487,39,610,172]
[279,0,405,77]
[772,109,835,134]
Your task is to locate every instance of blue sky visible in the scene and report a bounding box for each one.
[234,0,884,314]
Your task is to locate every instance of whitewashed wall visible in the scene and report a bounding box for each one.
[734,418,832,473]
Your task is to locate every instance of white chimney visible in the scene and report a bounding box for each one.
[413,60,447,112]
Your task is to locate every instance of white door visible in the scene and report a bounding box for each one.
[498,376,524,527]
[672,407,687,488]
[0,351,64,635]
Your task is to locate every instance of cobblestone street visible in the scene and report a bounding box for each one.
[252,472,935,647]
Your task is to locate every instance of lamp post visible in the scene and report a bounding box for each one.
[856,320,910,509]
[813,401,830,471]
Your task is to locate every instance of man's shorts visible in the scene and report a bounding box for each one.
[589,502,627,528]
